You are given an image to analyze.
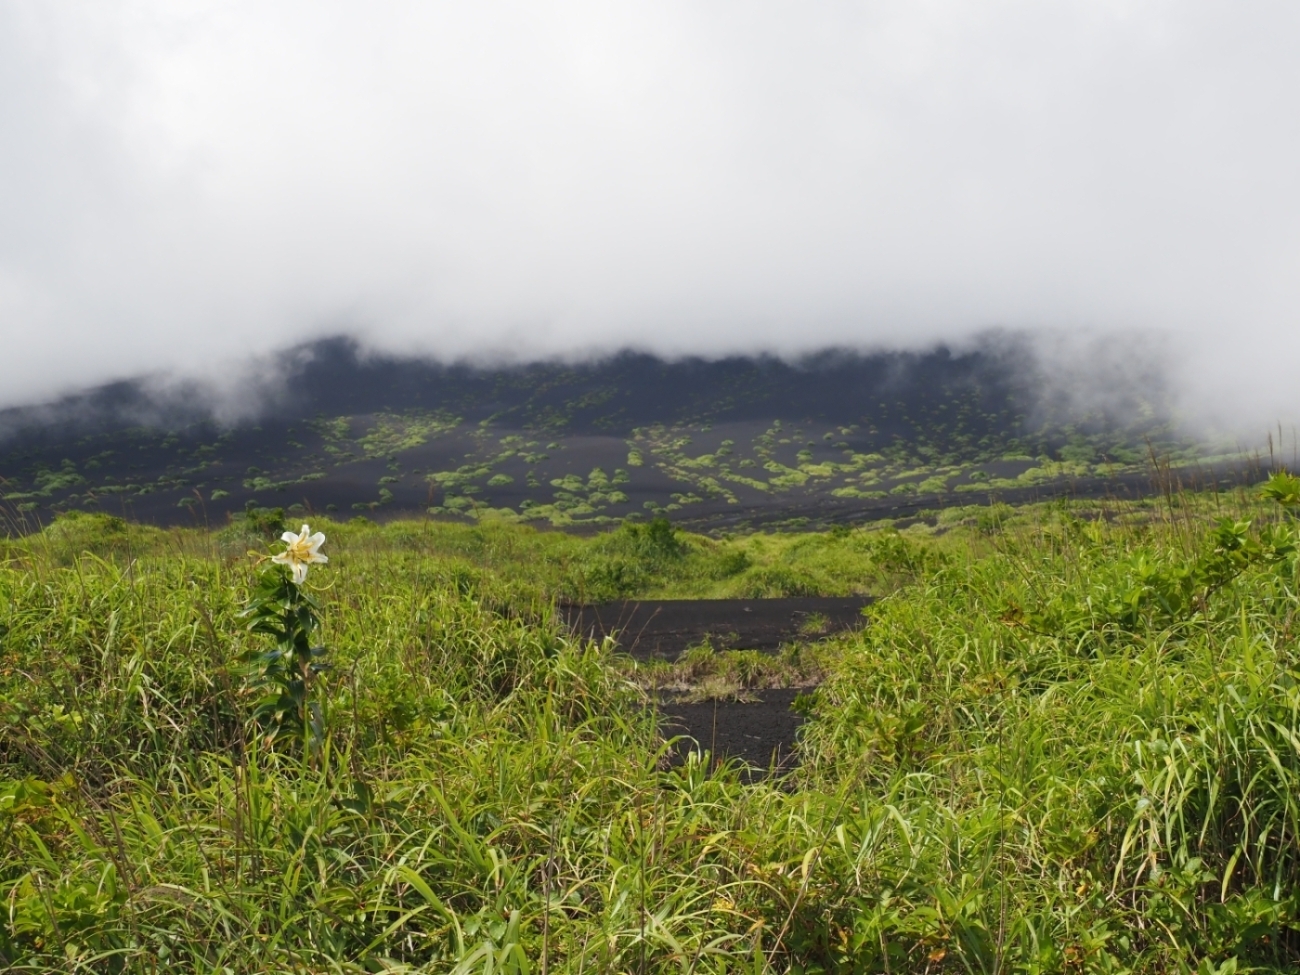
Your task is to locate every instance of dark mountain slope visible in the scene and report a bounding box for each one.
[0,336,1205,533]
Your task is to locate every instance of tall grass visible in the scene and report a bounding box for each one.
[1,487,1299,971]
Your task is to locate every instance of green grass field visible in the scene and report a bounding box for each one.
[2,480,1300,972]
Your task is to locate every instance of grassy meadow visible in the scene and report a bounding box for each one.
[2,483,1300,972]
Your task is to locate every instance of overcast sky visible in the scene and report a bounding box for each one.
[2,2,1298,426]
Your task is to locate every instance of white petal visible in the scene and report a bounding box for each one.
[309,532,326,548]
[271,552,291,565]
[292,562,308,584]
[280,532,299,544]
[299,524,311,539]
[313,553,329,564]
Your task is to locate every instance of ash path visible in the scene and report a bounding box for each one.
[560,597,872,778]
[558,596,872,661]
[658,690,807,782]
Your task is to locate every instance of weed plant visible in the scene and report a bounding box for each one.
[0,484,1299,971]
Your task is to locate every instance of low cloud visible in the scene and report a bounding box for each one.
[2,2,1298,433]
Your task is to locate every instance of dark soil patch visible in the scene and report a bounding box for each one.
[658,689,808,780]
[559,598,860,778]
[560,597,872,660]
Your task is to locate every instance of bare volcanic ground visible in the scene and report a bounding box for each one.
[658,689,809,781]
[559,597,872,660]
[561,597,871,776]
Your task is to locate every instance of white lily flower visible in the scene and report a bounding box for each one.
[271,524,328,584]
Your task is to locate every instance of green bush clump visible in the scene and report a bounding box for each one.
[738,563,826,598]
[564,517,688,601]
[24,510,155,566]
[242,502,287,539]
[710,547,752,579]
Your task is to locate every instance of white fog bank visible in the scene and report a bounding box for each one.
[1,2,1298,431]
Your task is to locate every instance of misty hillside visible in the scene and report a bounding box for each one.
[0,338,1213,533]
